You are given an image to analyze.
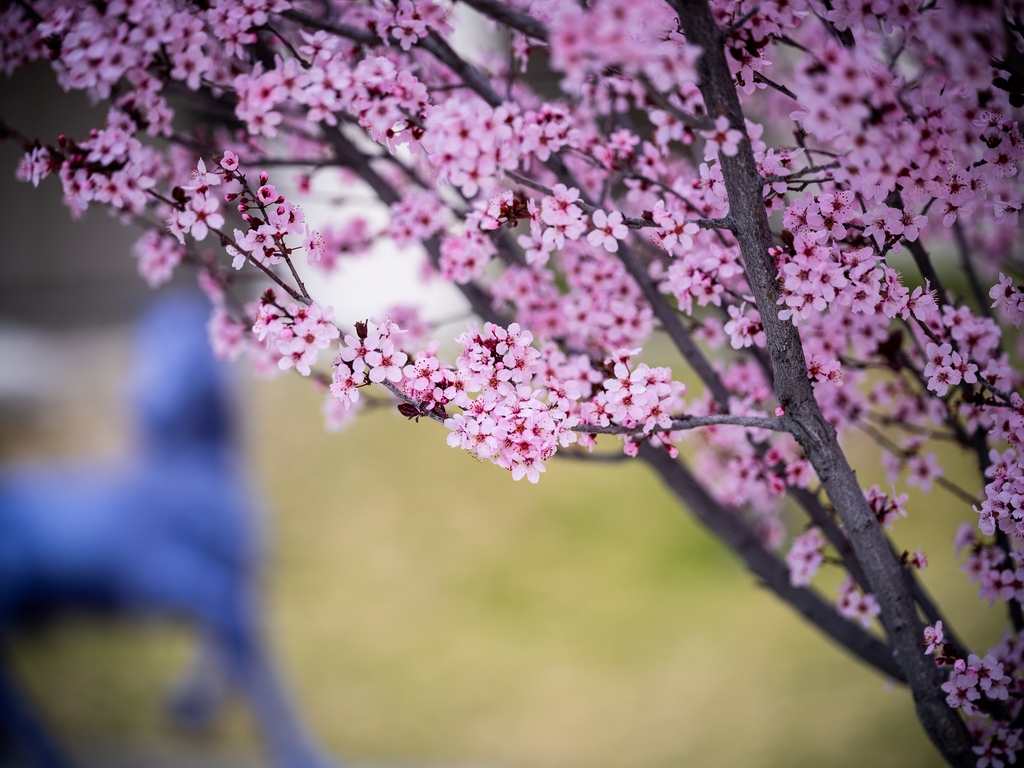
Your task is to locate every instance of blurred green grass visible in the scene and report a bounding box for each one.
[7,368,1005,767]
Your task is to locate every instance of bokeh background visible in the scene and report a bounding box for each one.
[0,35,1009,768]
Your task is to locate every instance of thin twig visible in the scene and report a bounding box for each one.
[503,170,732,231]
[753,73,799,101]
[575,413,787,438]
[721,3,762,39]
[953,221,994,319]
[279,9,379,46]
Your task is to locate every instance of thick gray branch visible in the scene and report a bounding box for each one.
[671,1,973,764]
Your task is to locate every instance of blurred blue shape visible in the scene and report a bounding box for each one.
[0,293,337,768]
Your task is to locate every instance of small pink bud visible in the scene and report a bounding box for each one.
[775,405,785,417]
[259,171,269,184]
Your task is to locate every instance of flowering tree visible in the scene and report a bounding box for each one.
[3,0,1024,764]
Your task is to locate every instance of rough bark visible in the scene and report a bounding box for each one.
[670,1,974,764]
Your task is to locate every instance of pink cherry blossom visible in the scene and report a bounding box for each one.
[701,116,744,160]
[586,209,628,253]
[8,3,1024,760]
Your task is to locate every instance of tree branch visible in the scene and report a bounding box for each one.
[575,413,786,437]
[279,8,379,46]
[952,221,993,319]
[322,126,510,328]
[670,1,974,763]
[457,0,550,42]
[503,170,731,231]
[616,242,733,408]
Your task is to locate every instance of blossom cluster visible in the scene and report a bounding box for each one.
[836,575,880,629]
[785,527,826,588]
[332,319,583,483]
[6,0,1024,758]
[581,356,688,450]
[253,292,340,377]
